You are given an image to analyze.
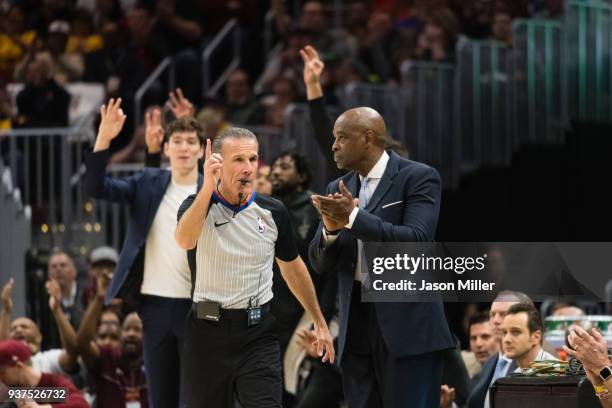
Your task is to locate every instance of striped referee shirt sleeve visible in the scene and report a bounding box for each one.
[177,194,197,222]
[272,203,300,262]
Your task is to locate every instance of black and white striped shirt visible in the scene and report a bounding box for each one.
[178,192,299,309]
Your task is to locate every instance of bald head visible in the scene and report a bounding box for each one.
[332,107,388,174]
[337,107,387,147]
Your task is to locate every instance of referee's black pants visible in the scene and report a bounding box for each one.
[182,308,282,408]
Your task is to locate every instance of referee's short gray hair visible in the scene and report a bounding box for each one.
[212,127,258,154]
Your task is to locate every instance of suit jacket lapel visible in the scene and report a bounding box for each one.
[345,172,360,197]
[145,170,171,232]
[365,151,399,211]
[507,359,517,374]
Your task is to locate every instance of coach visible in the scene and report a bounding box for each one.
[308,107,455,408]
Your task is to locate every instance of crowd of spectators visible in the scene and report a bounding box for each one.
[1,1,610,407]
[2,249,609,408]
[0,0,570,136]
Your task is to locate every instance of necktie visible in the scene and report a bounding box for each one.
[356,177,369,282]
[484,357,509,408]
[359,177,369,209]
[493,357,509,382]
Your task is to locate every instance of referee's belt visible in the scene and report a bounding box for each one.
[191,301,270,321]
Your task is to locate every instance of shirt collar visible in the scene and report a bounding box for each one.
[62,281,77,308]
[535,347,548,361]
[212,191,256,214]
[360,150,389,182]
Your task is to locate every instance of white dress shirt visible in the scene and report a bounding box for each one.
[323,151,389,281]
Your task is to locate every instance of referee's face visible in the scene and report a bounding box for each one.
[219,137,259,202]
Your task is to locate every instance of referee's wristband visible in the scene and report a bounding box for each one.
[323,225,342,235]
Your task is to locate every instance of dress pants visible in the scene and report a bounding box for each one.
[182,306,282,408]
[341,283,443,408]
[138,295,192,408]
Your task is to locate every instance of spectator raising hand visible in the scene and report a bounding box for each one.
[44,279,79,374]
[96,266,113,301]
[1,278,14,340]
[45,279,61,312]
[166,88,194,119]
[300,45,324,100]
[1,278,14,314]
[145,107,164,154]
[94,98,127,152]
[77,269,114,369]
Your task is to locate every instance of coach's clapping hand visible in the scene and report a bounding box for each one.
[94,98,127,152]
[312,180,358,230]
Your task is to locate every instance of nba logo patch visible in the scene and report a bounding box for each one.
[257,217,266,233]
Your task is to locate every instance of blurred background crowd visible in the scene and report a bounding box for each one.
[1,0,612,407]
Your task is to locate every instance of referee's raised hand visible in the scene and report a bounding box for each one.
[203,138,222,191]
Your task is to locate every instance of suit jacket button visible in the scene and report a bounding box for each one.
[351,263,356,269]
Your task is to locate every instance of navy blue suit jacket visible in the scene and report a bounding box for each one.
[466,353,517,408]
[308,151,454,362]
[466,353,498,408]
[84,149,202,305]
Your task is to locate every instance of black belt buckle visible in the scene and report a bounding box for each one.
[247,305,262,326]
[195,301,220,322]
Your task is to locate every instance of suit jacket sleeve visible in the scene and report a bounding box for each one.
[308,181,345,274]
[84,149,141,203]
[317,267,338,321]
[308,97,335,169]
[352,165,441,242]
[145,151,162,168]
[466,354,497,408]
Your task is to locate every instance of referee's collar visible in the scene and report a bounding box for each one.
[212,191,256,214]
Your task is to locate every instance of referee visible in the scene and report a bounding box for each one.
[175,127,335,408]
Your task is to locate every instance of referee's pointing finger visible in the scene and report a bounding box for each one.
[205,138,211,160]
